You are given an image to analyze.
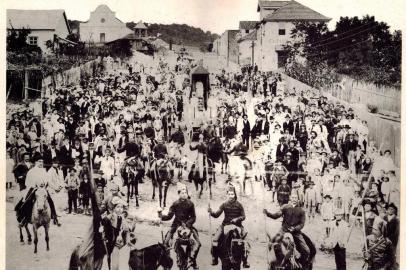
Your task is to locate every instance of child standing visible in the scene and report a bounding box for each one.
[277,177,291,206]
[304,181,318,221]
[66,167,79,214]
[79,174,92,215]
[321,194,334,238]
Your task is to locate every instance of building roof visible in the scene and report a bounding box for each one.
[257,1,291,12]
[191,65,209,75]
[238,29,257,43]
[134,20,148,30]
[239,21,259,30]
[263,1,331,22]
[7,9,71,32]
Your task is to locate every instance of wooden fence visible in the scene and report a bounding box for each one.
[324,76,401,115]
[282,74,401,166]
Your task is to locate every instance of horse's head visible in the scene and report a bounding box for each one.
[176,226,192,240]
[157,243,173,269]
[35,188,49,214]
[282,232,295,247]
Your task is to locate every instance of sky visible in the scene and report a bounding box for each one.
[4,0,406,35]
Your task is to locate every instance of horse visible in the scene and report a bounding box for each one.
[120,158,144,207]
[217,224,249,270]
[188,156,214,199]
[170,226,195,270]
[128,243,173,270]
[31,187,52,253]
[267,232,316,270]
[14,198,32,244]
[149,157,174,208]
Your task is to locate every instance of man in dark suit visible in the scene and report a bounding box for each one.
[386,203,399,253]
[283,114,294,136]
[94,117,107,137]
[242,114,250,147]
[276,137,288,162]
[283,152,298,187]
[58,137,74,178]
[251,117,263,140]
[43,142,59,170]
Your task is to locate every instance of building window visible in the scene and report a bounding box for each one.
[28,36,38,45]
[278,22,286,36]
[245,29,249,34]
[100,33,105,43]
[101,18,105,23]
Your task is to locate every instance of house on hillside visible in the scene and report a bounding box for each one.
[6,9,72,53]
[80,5,133,46]
[213,30,239,65]
[255,0,330,71]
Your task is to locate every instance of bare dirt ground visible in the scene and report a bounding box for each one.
[6,52,366,270]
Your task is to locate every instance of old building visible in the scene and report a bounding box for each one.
[79,5,133,45]
[213,30,239,65]
[255,0,330,71]
[6,9,71,53]
[134,21,149,37]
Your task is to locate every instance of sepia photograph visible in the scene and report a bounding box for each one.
[3,0,403,269]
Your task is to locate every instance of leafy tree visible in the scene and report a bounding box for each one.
[284,16,401,87]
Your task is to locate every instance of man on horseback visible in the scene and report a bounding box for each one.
[263,192,311,265]
[208,185,250,268]
[158,183,201,269]
[18,153,61,226]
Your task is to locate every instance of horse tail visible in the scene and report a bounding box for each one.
[302,232,316,261]
[68,245,80,270]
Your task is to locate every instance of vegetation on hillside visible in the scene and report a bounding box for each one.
[284,16,401,88]
[126,22,219,47]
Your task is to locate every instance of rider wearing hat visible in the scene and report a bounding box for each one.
[263,192,310,265]
[158,183,200,269]
[208,185,250,268]
[19,153,61,226]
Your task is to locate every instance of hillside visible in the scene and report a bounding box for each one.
[126,22,219,47]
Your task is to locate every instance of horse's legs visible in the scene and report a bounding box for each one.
[33,226,38,253]
[25,224,32,243]
[45,225,50,251]
[158,185,163,208]
[19,226,24,242]
[152,182,156,200]
[163,184,169,208]
[127,184,130,204]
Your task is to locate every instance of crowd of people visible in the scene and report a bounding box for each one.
[6,53,400,270]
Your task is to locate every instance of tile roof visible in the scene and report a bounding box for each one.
[263,0,330,22]
[7,9,70,31]
[257,1,291,12]
[239,21,259,30]
[134,20,148,29]
[191,65,209,75]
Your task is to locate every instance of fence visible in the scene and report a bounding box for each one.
[42,57,102,97]
[282,74,401,166]
[324,76,401,115]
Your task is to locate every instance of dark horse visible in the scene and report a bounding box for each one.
[120,157,144,207]
[267,232,316,270]
[216,224,248,270]
[188,156,214,199]
[149,158,174,208]
[129,243,173,270]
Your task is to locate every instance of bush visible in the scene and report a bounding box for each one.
[367,104,379,114]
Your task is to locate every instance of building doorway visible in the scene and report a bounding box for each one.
[277,50,288,69]
[100,33,105,43]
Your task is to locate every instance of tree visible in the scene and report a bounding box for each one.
[283,16,401,87]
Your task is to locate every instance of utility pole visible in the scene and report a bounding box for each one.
[251,40,255,66]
